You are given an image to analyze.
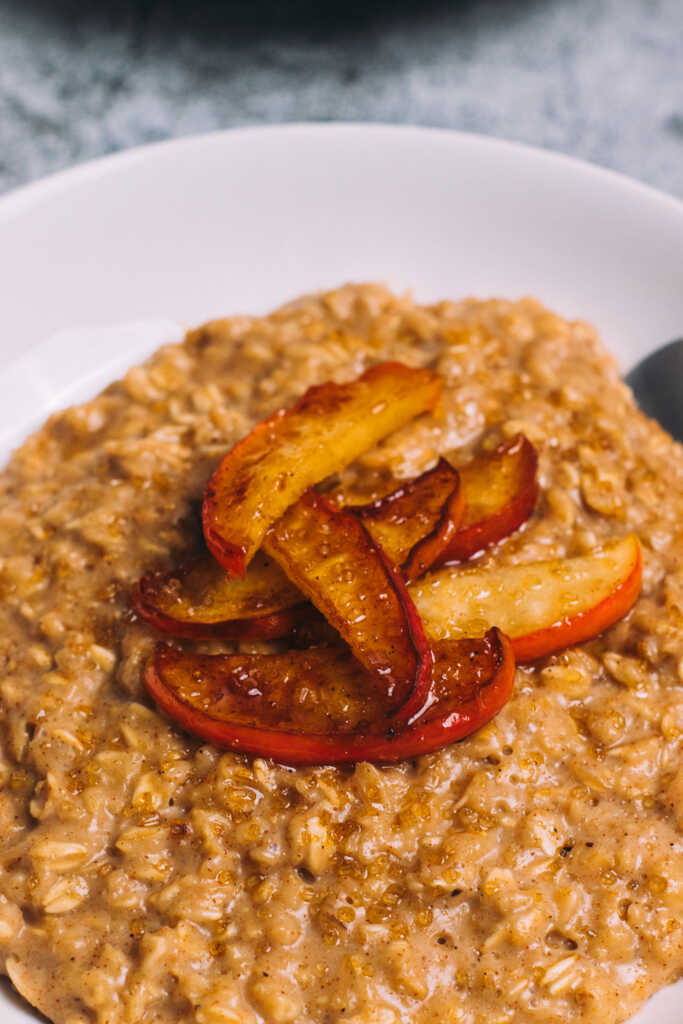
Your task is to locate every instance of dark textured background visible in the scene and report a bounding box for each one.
[1,0,682,196]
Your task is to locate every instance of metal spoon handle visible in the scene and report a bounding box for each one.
[625,337,683,441]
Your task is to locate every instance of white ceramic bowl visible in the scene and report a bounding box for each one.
[0,124,681,1023]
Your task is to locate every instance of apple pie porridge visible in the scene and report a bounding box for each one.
[0,284,681,1024]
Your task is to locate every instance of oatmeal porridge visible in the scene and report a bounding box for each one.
[0,284,682,1024]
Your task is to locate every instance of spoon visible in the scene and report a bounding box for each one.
[625,338,683,442]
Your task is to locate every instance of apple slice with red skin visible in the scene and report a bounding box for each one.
[202,362,443,578]
[144,629,514,766]
[134,460,463,639]
[345,434,537,566]
[351,458,465,582]
[262,491,432,724]
[439,434,538,564]
[133,550,305,639]
[413,534,643,661]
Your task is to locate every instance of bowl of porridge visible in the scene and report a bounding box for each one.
[0,126,682,1024]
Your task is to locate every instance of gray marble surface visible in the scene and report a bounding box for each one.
[0,0,682,199]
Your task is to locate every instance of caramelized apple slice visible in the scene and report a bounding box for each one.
[203,362,443,577]
[347,435,538,566]
[144,629,514,765]
[352,459,465,582]
[413,534,642,661]
[263,491,432,723]
[440,434,538,564]
[133,551,304,639]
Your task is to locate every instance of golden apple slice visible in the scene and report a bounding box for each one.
[264,491,433,722]
[351,458,465,581]
[144,629,514,765]
[413,534,642,661]
[441,434,538,563]
[203,362,442,577]
[133,551,304,639]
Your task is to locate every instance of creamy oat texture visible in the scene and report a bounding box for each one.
[0,285,682,1024]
